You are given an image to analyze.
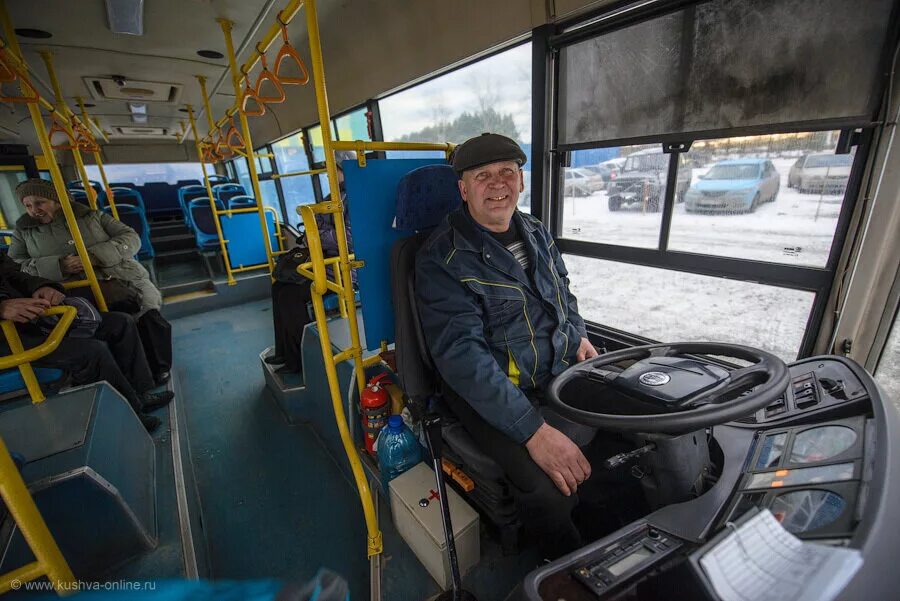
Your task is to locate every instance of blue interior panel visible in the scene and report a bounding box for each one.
[343,158,445,350]
[219,211,278,269]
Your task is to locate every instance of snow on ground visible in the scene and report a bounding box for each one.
[557,158,846,361]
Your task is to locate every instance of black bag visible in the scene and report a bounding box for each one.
[137,309,172,375]
[71,277,143,313]
[273,246,311,285]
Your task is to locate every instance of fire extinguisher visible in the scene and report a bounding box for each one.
[361,373,391,455]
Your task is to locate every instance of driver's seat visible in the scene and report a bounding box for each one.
[390,164,522,552]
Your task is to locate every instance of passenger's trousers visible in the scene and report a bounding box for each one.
[443,383,636,559]
[12,311,156,413]
[271,280,313,372]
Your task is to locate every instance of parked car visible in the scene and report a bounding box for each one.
[787,153,853,193]
[582,158,625,183]
[518,170,532,210]
[684,158,780,213]
[563,169,593,197]
[606,150,691,212]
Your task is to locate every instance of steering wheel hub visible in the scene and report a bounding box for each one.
[548,342,790,433]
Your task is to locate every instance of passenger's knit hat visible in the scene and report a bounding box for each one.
[15,178,59,203]
[333,150,357,170]
[451,133,527,177]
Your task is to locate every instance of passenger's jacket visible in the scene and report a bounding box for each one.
[8,203,162,311]
[415,207,587,444]
[0,253,63,302]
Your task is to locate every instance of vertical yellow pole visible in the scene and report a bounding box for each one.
[0,437,76,594]
[304,0,366,397]
[0,322,44,404]
[76,97,118,220]
[186,104,236,285]
[39,51,97,211]
[0,5,107,312]
[218,18,276,275]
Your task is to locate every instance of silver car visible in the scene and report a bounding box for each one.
[787,153,853,194]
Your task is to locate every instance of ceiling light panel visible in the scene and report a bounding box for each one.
[105,0,144,35]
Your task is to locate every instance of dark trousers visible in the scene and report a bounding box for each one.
[137,309,172,376]
[271,280,313,371]
[443,384,637,559]
[18,312,155,413]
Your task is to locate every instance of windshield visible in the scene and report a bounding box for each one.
[705,164,761,180]
[805,154,853,168]
[623,153,667,172]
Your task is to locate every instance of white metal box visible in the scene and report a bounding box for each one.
[389,462,480,589]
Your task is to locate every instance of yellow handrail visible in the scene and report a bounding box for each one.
[186,103,238,286]
[75,97,119,220]
[0,3,107,312]
[0,306,77,404]
[40,51,98,212]
[271,168,327,180]
[0,436,75,595]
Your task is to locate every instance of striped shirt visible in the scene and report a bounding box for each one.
[490,224,530,271]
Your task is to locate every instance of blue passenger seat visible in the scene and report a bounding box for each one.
[187,198,225,250]
[107,187,146,213]
[141,181,180,216]
[212,183,246,207]
[178,185,209,225]
[104,204,154,260]
[206,175,230,185]
[227,195,256,209]
[67,188,91,207]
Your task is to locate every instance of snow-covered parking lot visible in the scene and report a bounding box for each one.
[553,158,847,361]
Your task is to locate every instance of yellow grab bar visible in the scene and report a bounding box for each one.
[0,436,75,595]
[0,306,77,404]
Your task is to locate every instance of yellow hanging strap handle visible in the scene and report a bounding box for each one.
[0,435,76,595]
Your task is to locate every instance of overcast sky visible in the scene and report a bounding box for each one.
[380,44,532,143]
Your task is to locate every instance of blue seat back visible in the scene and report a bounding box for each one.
[206,175,230,185]
[104,203,154,260]
[212,184,246,207]
[141,181,180,216]
[188,198,224,250]
[67,189,91,207]
[227,195,256,209]
[67,180,103,198]
[109,182,137,189]
[108,187,146,213]
[178,185,209,225]
[395,164,463,231]
[175,179,201,188]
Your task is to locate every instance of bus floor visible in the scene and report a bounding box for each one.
[170,299,540,600]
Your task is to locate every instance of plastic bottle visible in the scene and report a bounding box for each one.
[377,415,422,493]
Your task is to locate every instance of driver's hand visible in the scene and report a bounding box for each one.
[576,337,599,362]
[525,423,592,496]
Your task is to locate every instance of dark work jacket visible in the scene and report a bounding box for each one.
[415,207,587,444]
[0,253,64,302]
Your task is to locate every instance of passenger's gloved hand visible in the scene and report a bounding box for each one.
[576,337,599,362]
[525,422,592,496]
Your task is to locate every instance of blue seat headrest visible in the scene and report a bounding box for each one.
[396,164,463,231]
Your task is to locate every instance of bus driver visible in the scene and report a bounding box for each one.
[416,133,639,558]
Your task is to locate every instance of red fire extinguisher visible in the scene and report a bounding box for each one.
[361,373,391,455]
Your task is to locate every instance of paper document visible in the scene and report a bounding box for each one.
[699,509,862,601]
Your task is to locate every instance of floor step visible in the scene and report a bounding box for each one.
[152,233,196,253]
[161,279,215,300]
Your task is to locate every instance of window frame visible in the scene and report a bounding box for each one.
[542,0,894,359]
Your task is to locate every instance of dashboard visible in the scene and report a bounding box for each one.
[521,356,900,600]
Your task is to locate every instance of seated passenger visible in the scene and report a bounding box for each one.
[267,150,357,375]
[0,253,172,432]
[416,134,636,558]
[8,179,172,384]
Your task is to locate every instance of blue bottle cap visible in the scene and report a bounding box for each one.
[387,415,404,430]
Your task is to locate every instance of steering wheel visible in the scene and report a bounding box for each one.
[547,342,790,434]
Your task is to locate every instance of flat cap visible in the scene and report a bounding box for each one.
[15,178,59,203]
[451,133,526,176]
